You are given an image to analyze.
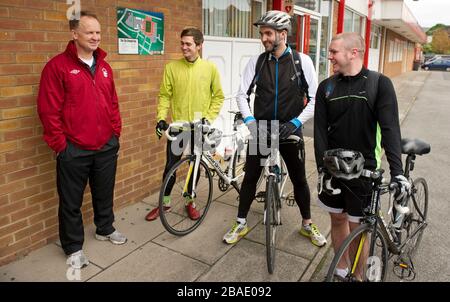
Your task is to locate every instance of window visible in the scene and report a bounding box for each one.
[388,39,403,63]
[370,25,381,49]
[202,0,265,39]
[343,8,365,37]
[294,0,320,12]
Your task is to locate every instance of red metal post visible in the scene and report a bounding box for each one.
[337,0,345,34]
[296,15,302,52]
[303,15,311,54]
[273,0,283,10]
[364,0,373,68]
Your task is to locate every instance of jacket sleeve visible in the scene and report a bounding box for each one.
[376,75,404,177]
[236,56,257,119]
[109,68,122,138]
[297,52,318,125]
[313,80,329,169]
[157,64,173,122]
[205,64,225,122]
[37,62,67,153]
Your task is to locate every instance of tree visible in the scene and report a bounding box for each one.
[426,23,447,36]
[431,28,450,54]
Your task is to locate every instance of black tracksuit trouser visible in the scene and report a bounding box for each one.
[57,136,119,255]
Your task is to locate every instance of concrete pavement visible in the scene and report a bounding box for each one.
[0,70,431,282]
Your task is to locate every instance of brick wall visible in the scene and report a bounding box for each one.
[0,0,202,265]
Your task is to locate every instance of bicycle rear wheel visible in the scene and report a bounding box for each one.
[265,175,279,274]
[326,223,388,282]
[159,156,213,236]
[404,177,428,257]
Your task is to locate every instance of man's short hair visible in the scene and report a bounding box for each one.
[181,28,204,46]
[332,32,365,56]
[69,11,99,30]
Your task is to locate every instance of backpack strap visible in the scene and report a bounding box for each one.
[246,52,268,98]
[324,74,339,101]
[365,70,381,114]
[290,50,311,107]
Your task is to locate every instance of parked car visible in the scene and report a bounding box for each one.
[421,58,450,71]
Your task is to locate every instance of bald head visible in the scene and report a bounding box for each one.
[332,32,365,58]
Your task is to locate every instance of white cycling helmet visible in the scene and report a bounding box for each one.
[253,10,292,33]
[323,149,365,180]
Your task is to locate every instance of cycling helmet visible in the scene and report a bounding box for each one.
[323,149,365,180]
[253,10,292,33]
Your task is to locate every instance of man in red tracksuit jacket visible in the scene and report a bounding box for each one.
[37,11,126,269]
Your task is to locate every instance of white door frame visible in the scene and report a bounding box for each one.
[293,6,322,73]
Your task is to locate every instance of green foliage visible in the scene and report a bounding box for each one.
[431,28,450,54]
[426,23,447,36]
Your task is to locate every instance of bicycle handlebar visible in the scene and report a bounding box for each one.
[163,121,217,146]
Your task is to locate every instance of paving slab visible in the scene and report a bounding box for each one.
[88,242,209,282]
[197,239,309,282]
[0,243,101,282]
[153,202,261,265]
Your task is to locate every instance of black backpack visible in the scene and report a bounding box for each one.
[246,50,311,108]
[324,70,381,115]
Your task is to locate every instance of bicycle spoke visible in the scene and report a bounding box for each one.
[159,157,213,236]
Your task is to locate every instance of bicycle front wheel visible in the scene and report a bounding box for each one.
[265,175,279,274]
[405,177,428,257]
[326,223,388,282]
[159,156,213,236]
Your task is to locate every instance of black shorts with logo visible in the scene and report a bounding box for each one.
[318,177,372,223]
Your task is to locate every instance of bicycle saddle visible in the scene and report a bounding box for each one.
[401,138,431,155]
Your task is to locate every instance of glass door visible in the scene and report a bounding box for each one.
[288,7,321,74]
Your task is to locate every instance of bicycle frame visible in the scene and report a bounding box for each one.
[350,154,428,272]
[166,121,245,200]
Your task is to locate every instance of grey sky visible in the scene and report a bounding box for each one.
[405,0,450,28]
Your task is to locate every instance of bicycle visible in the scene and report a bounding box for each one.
[215,111,248,192]
[158,119,247,236]
[262,134,302,274]
[325,138,430,282]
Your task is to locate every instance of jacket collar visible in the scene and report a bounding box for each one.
[182,56,202,66]
[268,44,291,61]
[338,66,369,81]
[64,40,107,63]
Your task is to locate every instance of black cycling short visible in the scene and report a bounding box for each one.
[317,177,372,223]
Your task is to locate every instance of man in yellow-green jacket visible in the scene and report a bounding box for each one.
[146,28,224,221]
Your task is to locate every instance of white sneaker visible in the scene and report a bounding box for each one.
[66,250,89,269]
[223,221,249,244]
[299,223,327,247]
[95,230,127,245]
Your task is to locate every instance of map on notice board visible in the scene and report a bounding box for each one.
[117,7,164,55]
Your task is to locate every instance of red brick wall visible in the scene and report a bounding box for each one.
[0,0,202,265]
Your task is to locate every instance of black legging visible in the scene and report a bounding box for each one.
[163,129,200,196]
[238,133,311,220]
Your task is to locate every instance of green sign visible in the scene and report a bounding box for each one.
[117,7,164,55]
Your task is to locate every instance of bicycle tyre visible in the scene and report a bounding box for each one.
[326,223,388,282]
[265,175,278,274]
[159,156,213,236]
[406,177,428,257]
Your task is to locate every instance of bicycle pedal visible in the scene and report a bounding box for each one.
[286,193,296,207]
[255,191,265,203]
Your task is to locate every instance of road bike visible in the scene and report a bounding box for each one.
[325,138,430,282]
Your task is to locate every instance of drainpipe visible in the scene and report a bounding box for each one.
[364,0,373,68]
[337,0,345,33]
